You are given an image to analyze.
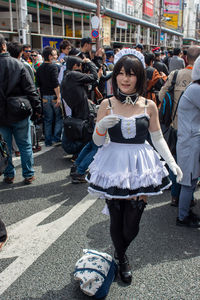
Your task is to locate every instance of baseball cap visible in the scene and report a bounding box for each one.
[81,37,92,47]
[135,44,143,50]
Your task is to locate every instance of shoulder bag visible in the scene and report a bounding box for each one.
[0,87,32,123]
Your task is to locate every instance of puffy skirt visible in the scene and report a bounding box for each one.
[87,141,171,199]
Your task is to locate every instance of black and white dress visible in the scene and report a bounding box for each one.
[87,100,171,199]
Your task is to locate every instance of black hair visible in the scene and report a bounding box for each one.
[112,55,146,97]
[0,34,6,52]
[173,48,181,56]
[59,40,72,52]
[168,50,173,56]
[7,42,23,58]
[183,50,187,55]
[186,46,200,63]
[42,46,54,61]
[69,47,80,56]
[193,80,200,85]
[144,53,155,66]
[81,37,92,48]
[154,51,161,57]
[22,44,31,51]
[66,56,83,70]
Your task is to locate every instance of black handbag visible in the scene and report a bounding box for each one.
[6,96,32,122]
[161,88,181,156]
[162,124,177,156]
[0,134,9,175]
[63,116,94,143]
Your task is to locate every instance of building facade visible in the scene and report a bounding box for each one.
[0,0,197,50]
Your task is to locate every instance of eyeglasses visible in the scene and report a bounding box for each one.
[24,50,31,53]
[31,54,37,57]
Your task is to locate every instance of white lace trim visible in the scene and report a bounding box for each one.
[87,164,169,190]
[121,118,136,139]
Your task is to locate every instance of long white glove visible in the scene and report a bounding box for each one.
[150,129,183,183]
[93,115,120,146]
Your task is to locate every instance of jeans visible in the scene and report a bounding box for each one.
[169,168,181,198]
[75,141,99,175]
[178,178,198,220]
[61,131,84,155]
[169,154,181,199]
[42,95,63,146]
[0,117,34,178]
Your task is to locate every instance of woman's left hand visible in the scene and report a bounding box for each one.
[169,162,183,183]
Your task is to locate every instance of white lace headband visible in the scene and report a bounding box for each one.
[114,48,146,68]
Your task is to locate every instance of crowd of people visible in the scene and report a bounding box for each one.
[0,33,200,285]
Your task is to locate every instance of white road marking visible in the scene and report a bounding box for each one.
[0,194,97,295]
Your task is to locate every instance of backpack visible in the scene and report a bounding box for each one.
[0,134,9,175]
[74,249,118,299]
[159,70,178,127]
[146,67,166,107]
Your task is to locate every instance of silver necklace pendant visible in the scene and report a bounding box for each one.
[124,96,137,105]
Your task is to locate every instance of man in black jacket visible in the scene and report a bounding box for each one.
[0,34,41,184]
[153,50,169,76]
[61,55,98,156]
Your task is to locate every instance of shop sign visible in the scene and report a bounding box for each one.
[116,20,127,30]
[102,16,111,46]
[143,0,154,17]
[164,0,179,14]
[42,37,62,49]
[127,0,134,16]
[163,13,178,29]
[66,25,81,37]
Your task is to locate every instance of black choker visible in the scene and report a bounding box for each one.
[117,89,139,105]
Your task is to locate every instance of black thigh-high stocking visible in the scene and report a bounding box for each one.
[106,199,146,262]
[123,199,146,249]
[106,199,127,261]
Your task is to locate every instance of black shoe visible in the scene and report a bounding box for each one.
[189,210,200,221]
[176,216,200,228]
[170,197,179,207]
[70,164,77,176]
[114,250,118,260]
[118,256,132,284]
[70,154,78,163]
[190,199,197,207]
[71,173,87,184]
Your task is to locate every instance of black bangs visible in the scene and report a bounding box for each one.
[112,55,146,97]
[121,56,139,75]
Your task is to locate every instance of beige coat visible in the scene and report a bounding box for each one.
[159,68,192,129]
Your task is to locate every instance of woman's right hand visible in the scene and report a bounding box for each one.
[97,115,120,134]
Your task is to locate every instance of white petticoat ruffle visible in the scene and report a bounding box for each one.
[88,141,169,191]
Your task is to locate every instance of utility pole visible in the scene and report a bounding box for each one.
[158,0,162,47]
[96,0,101,50]
[18,0,28,44]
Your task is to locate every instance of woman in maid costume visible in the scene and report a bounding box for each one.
[87,49,183,284]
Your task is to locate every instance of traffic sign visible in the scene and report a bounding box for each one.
[91,29,99,39]
[91,16,100,29]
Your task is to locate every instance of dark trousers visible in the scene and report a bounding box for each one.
[0,218,7,242]
[106,199,146,262]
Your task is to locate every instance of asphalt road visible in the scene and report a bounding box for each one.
[0,145,200,300]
